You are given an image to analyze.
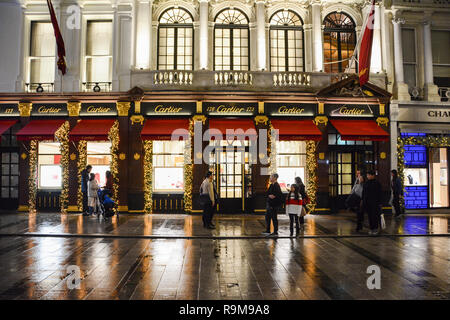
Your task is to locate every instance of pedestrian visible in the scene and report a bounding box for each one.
[294,177,308,227]
[354,174,366,232]
[263,173,283,236]
[81,165,92,216]
[362,170,383,235]
[391,169,403,219]
[104,170,113,197]
[87,173,100,216]
[200,171,215,229]
[210,179,218,228]
[285,184,302,237]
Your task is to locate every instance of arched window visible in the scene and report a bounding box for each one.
[158,8,193,70]
[269,10,304,72]
[214,8,249,71]
[323,12,357,73]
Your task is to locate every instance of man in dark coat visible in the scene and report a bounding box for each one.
[263,173,283,236]
[81,165,92,216]
[362,170,383,235]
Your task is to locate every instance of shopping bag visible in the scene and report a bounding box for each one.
[380,214,386,230]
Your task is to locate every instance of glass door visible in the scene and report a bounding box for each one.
[429,148,449,208]
[0,124,20,211]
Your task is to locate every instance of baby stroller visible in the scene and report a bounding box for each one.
[97,188,117,219]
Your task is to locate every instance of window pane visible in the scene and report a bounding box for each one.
[39,165,62,188]
[86,56,112,83]
[432,30,450,65]
[154,168,184,191]
[30,22,55,57]
[87,21,113,56]
[30,57,55,83]
[402,28,416,63]
[39,142,61,155]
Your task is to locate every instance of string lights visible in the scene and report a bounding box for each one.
[108,120,120,207]
[28,140,38,213]
[55,121,70,213]
[143,140,153,213]
[77,140,87,212]
[183,119,194,212]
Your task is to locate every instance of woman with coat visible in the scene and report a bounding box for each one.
[285,184,303,237]
[295,177,308,227]
[391,169,403,218]
[87,173,100,216]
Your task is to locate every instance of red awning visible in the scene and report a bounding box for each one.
[271,119,322,141]
[69,119,116,141]
[208,119,257,140]
[141,119,189,140]
[0,120,17,136]
[16,120,65,141]
[331,120,389,141]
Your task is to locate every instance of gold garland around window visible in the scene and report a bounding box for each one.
[268,123,277,175]
[108,120,120,206]
[77,140,87,212]
[183,119,194,212]
[55,121,70,213]
[143,140,153,213]
[28,140,38,213]
[305,141,318,214]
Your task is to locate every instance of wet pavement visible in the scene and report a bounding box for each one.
[0,212,448,300]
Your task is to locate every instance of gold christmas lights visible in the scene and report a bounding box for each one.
[183,119,194,212]
[108,120,120,207]
[55,121,70,213]
[77,140,87,212]
[143,140,153,213]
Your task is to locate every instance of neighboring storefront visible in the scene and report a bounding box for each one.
[392,103,450,210]
[0,76,392,214]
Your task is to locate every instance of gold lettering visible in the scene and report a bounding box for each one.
[87,106,111,113]
[339,107,365,115]
[154,105,183,113]
[38,106,62,114]
[216,105,245,113]
[4,108,13,114]
[278,106,305,114]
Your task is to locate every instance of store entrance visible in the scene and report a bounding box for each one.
[209,140,251,213]
[429,148,449,208]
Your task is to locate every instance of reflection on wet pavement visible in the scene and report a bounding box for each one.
[0,212,448,300]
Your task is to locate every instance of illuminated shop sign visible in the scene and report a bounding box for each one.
[326,104,376,117]
[204,102,258,116]
[142,102,196,116]
[31,103,68,116]
[265,103,316,117]
[398,107,450,122]
[0,104,19,117]
[80,103,117,116]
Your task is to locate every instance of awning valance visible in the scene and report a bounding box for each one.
[331,120,389,141]
[208,119,257,140]
[69,119,116,141]
[271,119,322,141]
[141,119,189,141]
[16,120,65,141]
[0,120,17,136]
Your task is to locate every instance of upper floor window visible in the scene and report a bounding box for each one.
[214,9,249,71]
[28,22,55,92]
[431,30,450,91]
[323,12,356,73]
[402,28,417,90]
[158,8,194,70]
[269,10,304,72]
[85,20,112,91]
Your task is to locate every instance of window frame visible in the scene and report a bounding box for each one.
[401,27,418,89]
[152,141,185,193]
[28,20,56,86]
[37,141,62,190]
[86,141,112,187]
[269,10,305,72]
[275,140,307,193]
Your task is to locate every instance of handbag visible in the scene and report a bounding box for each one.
[300,205,307,217]
[380,214,386,230]
[345,193,361,209]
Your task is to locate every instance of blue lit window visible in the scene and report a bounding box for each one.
[404,186,428,209]
[404,145,427,166]
[400,132,426,138]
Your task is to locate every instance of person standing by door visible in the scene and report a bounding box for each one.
[81,165,92,216]
[391,169,403,219]
[263,173,283,236]
[285,184,302,237]
[362,170,383,235]
[295,177,308,228]
[200,171,215,229]
[87,173,100,216]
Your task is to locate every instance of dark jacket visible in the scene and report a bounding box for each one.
[362,179,382,207]
[81,169,89,193]
[298,183,308,202]
[267,181,283,207]
[391,177,402,197]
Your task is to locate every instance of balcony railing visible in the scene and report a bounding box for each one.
[438,87,450,102]
[131,70,370,91]
[82,82,112,93]
[25,83,54,93]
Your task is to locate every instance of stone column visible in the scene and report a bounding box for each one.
[67,102,81,212]
[423,20,440,102]
[17,102,32,212]
[255,0,266,70]
[392,17,410,101]
[371,3,383,74]
[390,103,399,171]
[116,102,131,212]
[135,0,152,69]
[311,2,323,72]
[199,0,209,70]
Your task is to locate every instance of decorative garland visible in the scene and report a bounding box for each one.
[108,120,120,206]
[397,135,450,211]
[77,140,87,212]
[305,141,318,214]
[183,119,194,212]
[143,140,153,213]
[28,140,38,213]
[268,123,277,175]
[55,121,70,213]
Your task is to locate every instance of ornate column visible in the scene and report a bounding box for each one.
[199,0,209,70]
[255,0,266,70]
[116,102,131,212]
[17,102,32,212]
[135,0,152,69]
[311,1,323,72]
[392,17,410,101]
[423,20,440,102]
[67,102,81,212]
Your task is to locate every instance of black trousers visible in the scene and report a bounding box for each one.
[289,214,299,233]
[82,191,88,213]
[392,195,402,216]
[202,201,213,227]
[265,205,279,232]
[356,206,364,229]
[366,205,381,230]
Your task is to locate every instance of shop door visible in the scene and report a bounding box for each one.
[0,151,20,210]
[210,142,251,213]
[429,148,449,208]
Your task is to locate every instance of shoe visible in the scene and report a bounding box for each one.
[268,232,278,237]
[262,231,271,234]
[207,225,215,229]
[368,230,379,235]
[210,223,216,227]
[82,212,90,216]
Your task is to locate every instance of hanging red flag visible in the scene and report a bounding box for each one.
[358,0,376,86]
[46,0,67,75]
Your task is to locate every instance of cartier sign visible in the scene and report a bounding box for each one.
[0,104,19,117]
[398,107,450,123]
[327,104,375,117]
[204,102,258,116]
[143,102,195,116]
[80,103,117,116]
[266,103,316,117]
[31,103,68,116]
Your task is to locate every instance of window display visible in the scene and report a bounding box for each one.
[87,142,111,187]
[404,168,428,186]
[276,141,306,192]
[38,142,61,189]
[153,141,185,192]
